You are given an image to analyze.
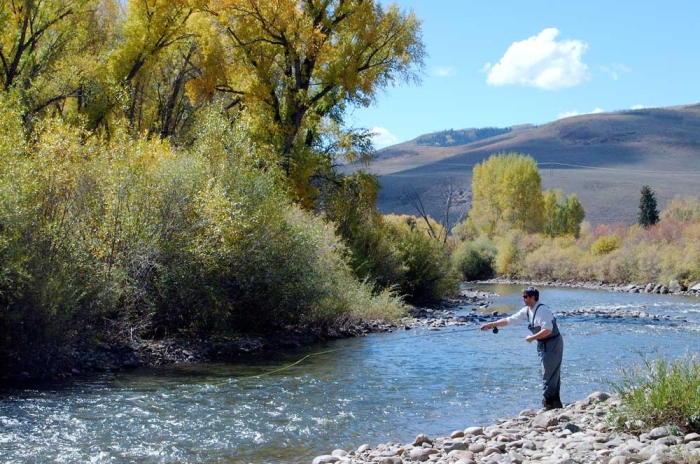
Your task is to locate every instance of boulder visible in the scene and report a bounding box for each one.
[531,412,559,428]
[586,391,611,402]
[464,426,484,436]
[378,458,402,464]
[647,426,670,439]
[443,441,467,452]
[409,447,438,462]
[413,433,433,446]
[312,455,339,464]
[669,280,684,293]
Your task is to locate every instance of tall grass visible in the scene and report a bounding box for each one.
[611,355,700,434]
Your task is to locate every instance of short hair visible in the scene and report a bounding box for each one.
[522,286,539,301]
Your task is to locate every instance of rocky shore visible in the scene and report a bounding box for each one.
[479,278,700,297]
[312,392,700,464]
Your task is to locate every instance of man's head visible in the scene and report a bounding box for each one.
[522,286,539,303]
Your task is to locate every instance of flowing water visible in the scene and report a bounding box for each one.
[3,284,700,463]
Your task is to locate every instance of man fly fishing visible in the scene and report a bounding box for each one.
[480,286,564,410]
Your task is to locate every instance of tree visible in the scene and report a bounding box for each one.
[90,0,206,135]
[469,152,544,236]
[404,182,462,244]
[195,0,425,206]
[638,185,659,228]
[0,0,104,120]
[543,189,585,237]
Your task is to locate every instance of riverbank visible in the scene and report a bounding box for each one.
[5,278,692,386]
[312,392,700,464]
[478,278,700,297]
[0,289,497,386]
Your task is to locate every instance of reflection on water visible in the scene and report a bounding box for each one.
[2,285,700,463]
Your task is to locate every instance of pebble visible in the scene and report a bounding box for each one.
[312,391,700,463]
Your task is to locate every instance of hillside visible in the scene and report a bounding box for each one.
[354,104,700,226]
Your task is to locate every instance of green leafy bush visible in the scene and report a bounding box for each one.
[383,215,459,303]
[452,238,496,281]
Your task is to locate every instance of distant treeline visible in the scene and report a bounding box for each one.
[416,127,512,147]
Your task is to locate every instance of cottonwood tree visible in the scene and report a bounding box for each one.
[0,0,104,120]
[543,189,585,237]
[95,0,205,134]
[194,0,425,207]
[469,152,545,236]
[638,185,660,228]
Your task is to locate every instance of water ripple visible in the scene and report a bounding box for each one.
[3,285,700,463]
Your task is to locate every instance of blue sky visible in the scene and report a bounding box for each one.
[349,0,700,148]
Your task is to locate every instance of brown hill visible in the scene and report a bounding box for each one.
[353,104,700,226]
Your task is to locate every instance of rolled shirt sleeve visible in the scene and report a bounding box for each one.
[506,307,530,325]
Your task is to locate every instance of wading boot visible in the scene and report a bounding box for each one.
[552,395,563,409]
[543,397,560,411]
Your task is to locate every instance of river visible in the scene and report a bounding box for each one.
[2,284,700,463]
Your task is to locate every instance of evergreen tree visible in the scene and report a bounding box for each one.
[638,185,660,228]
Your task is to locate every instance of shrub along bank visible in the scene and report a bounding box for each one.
[0,111,438,379]
[452,212,700,289]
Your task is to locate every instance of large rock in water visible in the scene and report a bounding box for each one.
[669,280,684,293]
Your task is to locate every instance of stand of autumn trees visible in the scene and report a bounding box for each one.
[450,153,700,288]
[0,0,465,377]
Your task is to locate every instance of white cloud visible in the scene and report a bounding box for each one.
[631,104,645,110]
[432,66,455,77]
[558,110,580,119]
[486,28,589,90]
[558,107,605,120]
[370,126,399,148]
[600,63,632,80]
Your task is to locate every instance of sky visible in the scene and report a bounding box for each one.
[349,0,700,148]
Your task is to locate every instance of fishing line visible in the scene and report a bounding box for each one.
[221,325,490,384]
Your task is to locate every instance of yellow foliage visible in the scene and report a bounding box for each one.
[469,152,545,237]
[201,0,424,205]
[591,235,621,255]
[494,231,525,278]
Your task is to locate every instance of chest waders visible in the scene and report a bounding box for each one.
[528,303,564,409]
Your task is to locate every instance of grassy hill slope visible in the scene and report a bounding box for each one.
[357,104,700,226]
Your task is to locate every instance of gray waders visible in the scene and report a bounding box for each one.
[528,303,563,409]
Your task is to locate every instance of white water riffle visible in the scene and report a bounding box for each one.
[1,284,699,464]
